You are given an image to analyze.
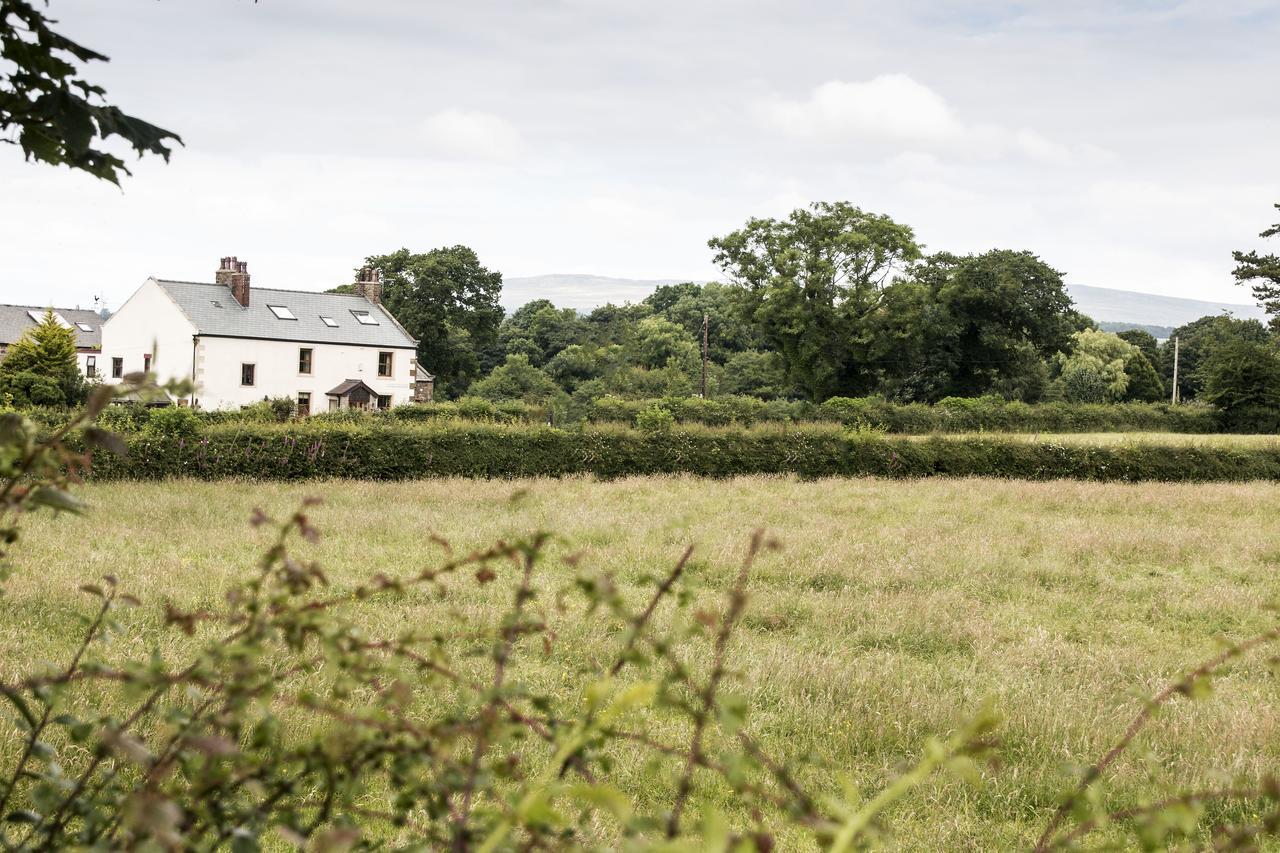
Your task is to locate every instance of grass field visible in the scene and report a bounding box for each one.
[4,476,1280,848]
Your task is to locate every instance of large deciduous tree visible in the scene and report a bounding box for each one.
[1160,314,1270,402]
[357,247,504,398]
[887,250,1084,402]
[1232,204,1280,331]
[708,202,921,401]
[1,0,181,183]
[1201,338,1280,432]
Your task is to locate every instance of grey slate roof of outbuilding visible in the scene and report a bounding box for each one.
[326,378,378,397]
[0,304,102,349]
[153,279,417,348]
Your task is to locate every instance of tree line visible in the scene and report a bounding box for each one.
[345,201,1280,430]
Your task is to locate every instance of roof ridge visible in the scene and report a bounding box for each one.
[156,279,365,297]
[0,303,100,314]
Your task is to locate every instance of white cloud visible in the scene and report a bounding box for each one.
[759,74,1106,165]
[761,75,963,146]
[420,109,524,161]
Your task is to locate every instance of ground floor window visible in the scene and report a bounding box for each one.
[143,353,152,372]
[376,394,391,410]
[86,355,96,378]
[297,391,311,416]
[111,357,123,378]
[328,396,339,411]
[241,363,255,386]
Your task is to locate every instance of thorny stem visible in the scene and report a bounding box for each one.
[1035,626,1280,851]
[452,537,545,851]
[666,530,762,838]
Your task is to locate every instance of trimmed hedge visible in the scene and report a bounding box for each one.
[584,394,1224,433]
[83,423,1280,482]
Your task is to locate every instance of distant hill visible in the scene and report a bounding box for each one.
[1063,283,1264,329]
[503,274,1267,331]
[502,275,682,311]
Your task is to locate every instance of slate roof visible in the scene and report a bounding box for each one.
[153,279,417,348]
[0,304,102,349]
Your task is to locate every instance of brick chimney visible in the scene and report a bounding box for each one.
[216,256,251,306]
[353,266,383,304]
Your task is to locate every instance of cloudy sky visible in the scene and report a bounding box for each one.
[3,0,1278,312]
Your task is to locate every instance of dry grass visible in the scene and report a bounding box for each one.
[5,476,1280,849]
[928,431,1280,447]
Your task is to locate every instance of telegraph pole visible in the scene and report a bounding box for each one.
[701,313,709,398]
[1170,335,1180,404]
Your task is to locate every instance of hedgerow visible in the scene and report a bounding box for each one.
[80,422,1280,482]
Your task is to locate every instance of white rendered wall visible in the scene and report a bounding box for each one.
[194,336,416,410]
[99,279,198,390]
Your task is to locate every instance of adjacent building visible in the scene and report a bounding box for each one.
[101,257,432,411]
[0,304,103,378]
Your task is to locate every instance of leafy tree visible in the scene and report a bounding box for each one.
[544,343,617,393]
[1,0,181,183]
[0,308,84,405]
[643,282,759,360]
[498,299,589,367]
[1160,314,1271,401]
[709,201,921,400]
[893,250,1083,401]
[1116,329,1160,366]
[1232,203,1280,330]
[352,247,503,398]
[583,301,652,350]
[1201,338,1280,432]
[466,353,563,404]
[718,350,790,399]
[1122,349,1165,402]
[1054,329,1147,403]
[626,315,699,372]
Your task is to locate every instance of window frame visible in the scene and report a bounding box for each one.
[85,355,96,378]
[111,357,123,378]
[76,322,94,333]
[376,394,391,410]
[319,315,338,328]
[351,310,379,326]
[377,351,394,377]
[143,353,152,372]
[241,363,256,387]
[298,347,313,375]
[297,391,311,417]
[267,304,298,321]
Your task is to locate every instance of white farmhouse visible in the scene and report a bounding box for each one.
[101,257,432,412]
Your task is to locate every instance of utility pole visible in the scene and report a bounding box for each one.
[701,312,709,398]
[1170,335,1180,404]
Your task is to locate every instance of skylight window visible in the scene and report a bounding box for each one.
[76,322,94,332]
[28,309,70,328]
[267,305,297,320]
[351,310,379,326]
[320,316,339,328]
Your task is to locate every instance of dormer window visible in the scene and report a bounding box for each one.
[320,315,338,328]
[267,305,297,320]
[351,310,379,326]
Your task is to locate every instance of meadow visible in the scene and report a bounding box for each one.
[4,475,1280,848]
